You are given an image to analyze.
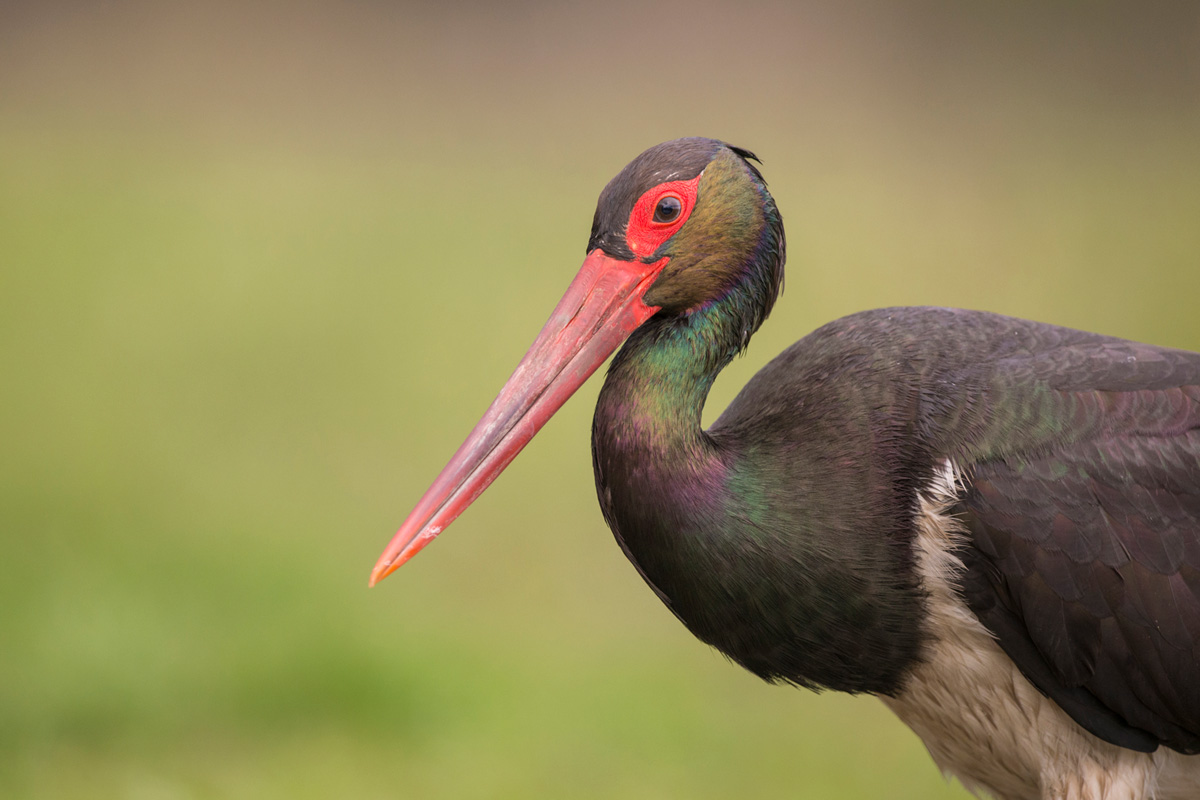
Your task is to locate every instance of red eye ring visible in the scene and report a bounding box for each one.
[625,174,702,258]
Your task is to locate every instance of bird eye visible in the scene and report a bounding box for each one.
[653,195,682,223]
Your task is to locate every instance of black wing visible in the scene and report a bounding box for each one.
[950,330,1200,754]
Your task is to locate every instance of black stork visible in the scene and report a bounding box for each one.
[371,138,1200,800]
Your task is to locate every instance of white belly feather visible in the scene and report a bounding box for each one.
[878,461,1200,800]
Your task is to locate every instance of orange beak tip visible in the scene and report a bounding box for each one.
[369,527,439,588]
[368,556,401,588]
[367,565,385,588]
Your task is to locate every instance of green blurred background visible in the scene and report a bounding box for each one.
[2,2,1199,798]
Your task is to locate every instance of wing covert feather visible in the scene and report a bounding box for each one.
[955,369,1200,753]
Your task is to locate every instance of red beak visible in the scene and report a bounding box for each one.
[369,250,667,586]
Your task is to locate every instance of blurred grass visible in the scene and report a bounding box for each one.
[2,2,1199,798]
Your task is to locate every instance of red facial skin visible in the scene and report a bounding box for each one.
[369,173,702,586]
[626,175,700,257]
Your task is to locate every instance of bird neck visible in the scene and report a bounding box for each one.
[598,305,736,459]
[592,290,754,564]
[592,297,761,652]
[592,295,928,697]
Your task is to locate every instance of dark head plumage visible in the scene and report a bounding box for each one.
[588,138,786,362]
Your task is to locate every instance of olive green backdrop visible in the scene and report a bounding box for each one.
[3,2,1199,797]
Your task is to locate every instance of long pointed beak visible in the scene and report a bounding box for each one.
[369,250,667,586]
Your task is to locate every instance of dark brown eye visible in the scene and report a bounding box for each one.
[653,195,682,223]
